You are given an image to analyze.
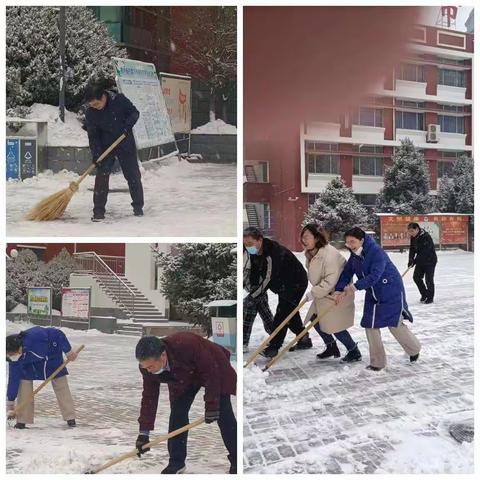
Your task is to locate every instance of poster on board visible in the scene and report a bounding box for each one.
[160,73,192,133]
[27,287,52,316]
[113,58,176,150]
[61,288,91,320]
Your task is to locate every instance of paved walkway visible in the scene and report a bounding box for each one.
[243,251,474,474]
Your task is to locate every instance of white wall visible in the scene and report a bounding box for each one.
[125,244,168,315]
[69,273,116,308]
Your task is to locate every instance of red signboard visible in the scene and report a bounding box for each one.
[379,214,469,248]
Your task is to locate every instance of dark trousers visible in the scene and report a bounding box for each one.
[413,263,436,301]
[313,324,357,352]
[168,386,237,469]
[270,286,307,350]
[93,153,144,216]
[243,293,274,346]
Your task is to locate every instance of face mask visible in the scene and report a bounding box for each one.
[246,246,258,255]
[9,353,21,362]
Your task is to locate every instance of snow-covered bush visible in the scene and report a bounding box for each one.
[6,6,126,110]
[44,248,78,310]
[154,244,236,335]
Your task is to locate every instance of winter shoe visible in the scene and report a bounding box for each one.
[260,346,278,358]
[161,464,186,474]
[341,344,362,363]
[410,353,420,363]
[229,464,237,474]
[366,365,383,371]
[420,296,427,303]
[290,335,313,351]
[67,419,76,427]
[424,299,434,304]
[134,208,144,217]
[243,345,249,354]
[14,423,27,429]
[91,215,105,222]
[316,342,341,359]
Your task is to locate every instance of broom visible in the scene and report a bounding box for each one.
[25,134,126,221]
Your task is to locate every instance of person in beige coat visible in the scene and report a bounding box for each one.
[301,224,362,362]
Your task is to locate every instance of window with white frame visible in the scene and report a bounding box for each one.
[438,115,465,134]
[306,142,339,174]
[395,110,424,130]
[396,63,425,82]
[438,69,465,88]
[438,161,455,178]
[352,107,384,127]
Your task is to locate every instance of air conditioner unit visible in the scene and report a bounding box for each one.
[427,124,440,143]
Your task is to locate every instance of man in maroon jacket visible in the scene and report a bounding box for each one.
[135,332,237,474]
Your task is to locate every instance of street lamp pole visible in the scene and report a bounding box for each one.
[58,6,66,123]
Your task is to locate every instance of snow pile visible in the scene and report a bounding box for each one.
[22,103,89,147]
[243,365,270,402]
[10,303,27,313]
[191,119,237,135]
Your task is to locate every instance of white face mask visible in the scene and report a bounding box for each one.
[9,353,21,362]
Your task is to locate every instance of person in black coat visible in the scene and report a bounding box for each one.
[243,227,312,357]
[84,82,144,221]
[407,222,438,304]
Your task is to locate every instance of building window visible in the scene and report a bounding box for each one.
[352,107,383,127]
[305,142,339,152]
[244,162,269,183]
[438,161,454,178]
[244,203,271,230]
[308,193,320,206]
[395,110,424,130]
[439,150,466,159]
[438,104,465,113]
[438,69,465,88]
[354,194,377,207]
[353,157,384,176]
[396,100,426,109]
[396,63,425,82]
[438,115,465,134]
[308,154,339,174]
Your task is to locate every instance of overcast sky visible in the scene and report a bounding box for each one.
[420,6,473,32]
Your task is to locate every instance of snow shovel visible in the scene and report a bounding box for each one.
[263,299,337,371]
[244,297,309,368]
[85,417,205,474]
[8,344,85,420]
[25,134,126,221]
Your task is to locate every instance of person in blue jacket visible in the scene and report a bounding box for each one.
[334,227,421,371]
[6,326,78,429]
[84,81,144,221]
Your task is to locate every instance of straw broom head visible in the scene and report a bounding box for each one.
[25,181,80,221]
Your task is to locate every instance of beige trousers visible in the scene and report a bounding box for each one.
[16,376,76,424]
[365,321,421,369]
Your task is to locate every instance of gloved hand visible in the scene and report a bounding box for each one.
[136,434,150,457]
[305,290,315,302]
[205,409,220,424]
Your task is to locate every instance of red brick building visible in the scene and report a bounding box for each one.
[244,14,473,250]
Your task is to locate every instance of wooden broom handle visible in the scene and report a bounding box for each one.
[75,134,126,185]
[13,344,85,416]
[89,417,205,474]
[244,297,308,368]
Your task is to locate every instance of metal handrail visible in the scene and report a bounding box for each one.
[73,252,136,319]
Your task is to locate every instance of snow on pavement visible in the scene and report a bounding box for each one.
[243,250,474,474]
[6,160,236,237]
[6,323,236,474]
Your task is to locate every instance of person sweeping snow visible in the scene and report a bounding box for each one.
[334,227,421,371]
[135,333,237,474]
[84,81,144,221]
[6,326,78,429]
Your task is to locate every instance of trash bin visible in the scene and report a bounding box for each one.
[207,300,237,360]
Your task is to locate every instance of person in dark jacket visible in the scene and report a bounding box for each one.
[135,333,237,474]
[243,227,312,358]
[335,227,421,371]
[6,327,78,429]
[84,82,144,221]
[243,246,274,352]
[407,222,438,304]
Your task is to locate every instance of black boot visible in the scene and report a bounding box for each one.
[316,342,340,359]
[260,346,278,358]
[341,344,362,363]
[410,353,420,362]
[290,335,313,351]
[67,419,76,427]
[14,423,27,429]
[161,463,186,474]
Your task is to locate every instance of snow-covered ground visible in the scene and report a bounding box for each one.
[6,160,236,236]
[191,119,237,135]
[6,322,236,474]
[243,250,474,474]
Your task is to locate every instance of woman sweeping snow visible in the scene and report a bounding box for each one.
[334,227,421,371]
